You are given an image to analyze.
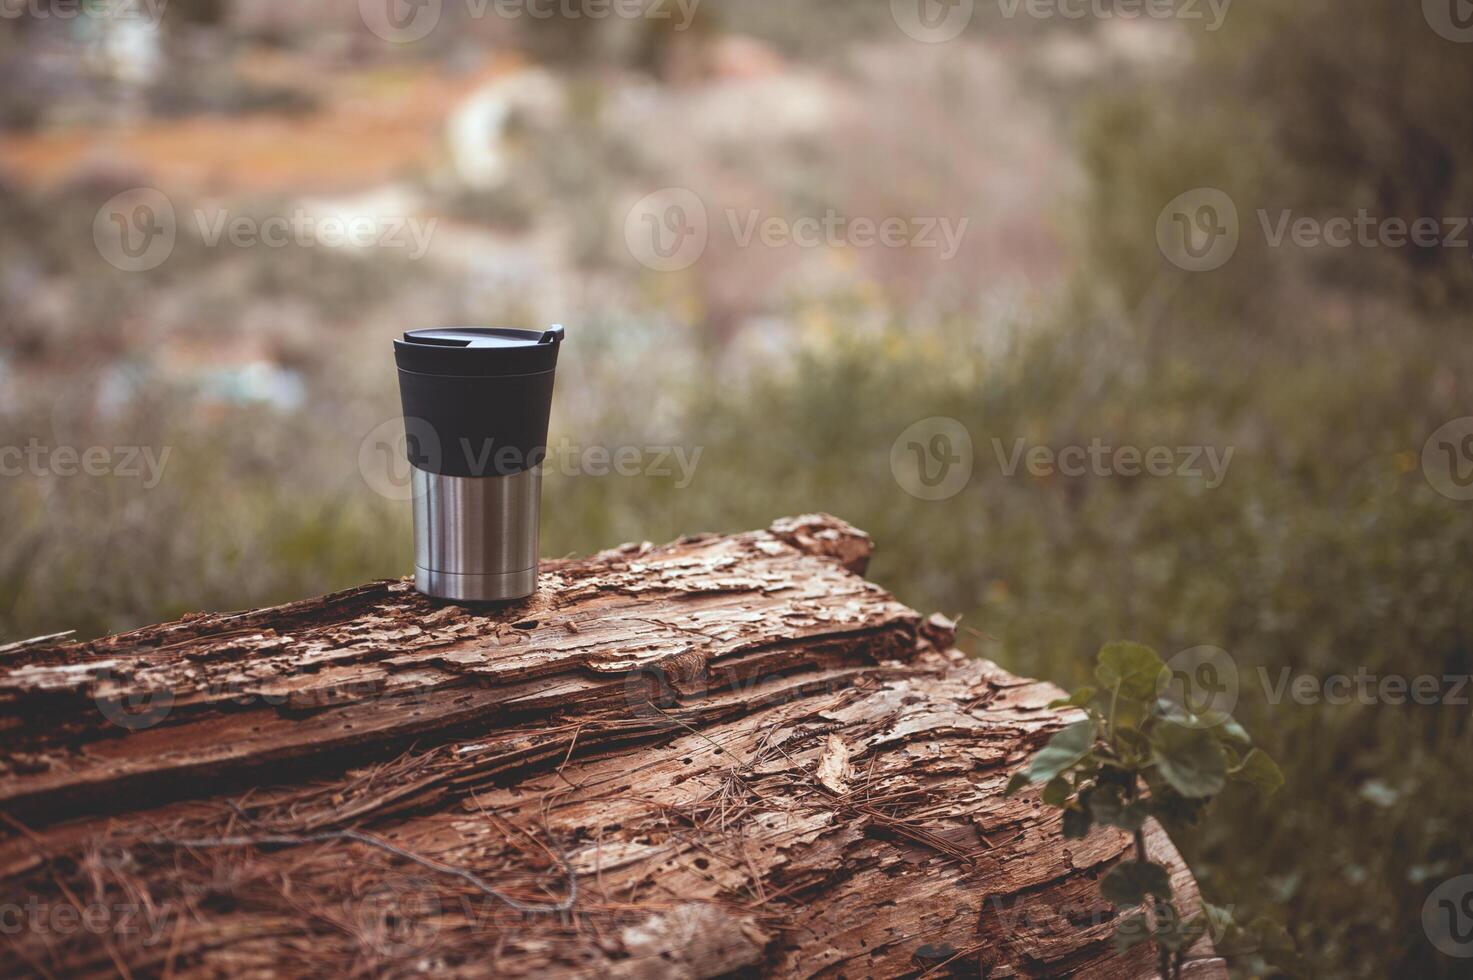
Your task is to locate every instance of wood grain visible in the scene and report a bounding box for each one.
[0,515,1225,978]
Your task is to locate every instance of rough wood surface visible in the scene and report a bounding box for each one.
[0,515,1226,979]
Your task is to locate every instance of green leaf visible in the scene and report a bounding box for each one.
[1146,787,1207,834]
[1095,642,1165,701]
[1112,726,1151,764]
[1112,913,1154,953]
[1110,696,1152,734]
[1101,861,1174,907]
[1153,697,1230,734]
[1150,722,1227,798]
[1089,784,1147,831]
[1042,776,1072,807]
[1231,748,1285,796]
[1215,715,1252,746]
[1003,772,1031,797]
[1062,807,1093,839]
[1025,720,1097,784]
[1047,685,1097,710]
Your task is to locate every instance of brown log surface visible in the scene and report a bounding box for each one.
[0,515,1225,979]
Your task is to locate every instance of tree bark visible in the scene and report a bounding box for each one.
[0,515,1225,979]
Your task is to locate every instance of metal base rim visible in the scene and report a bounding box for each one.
[415,565,538,602]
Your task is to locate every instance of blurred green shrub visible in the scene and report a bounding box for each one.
[1069,1,1473,974]
[1078,0,1473,317]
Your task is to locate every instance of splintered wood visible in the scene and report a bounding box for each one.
[0,515,1225,978]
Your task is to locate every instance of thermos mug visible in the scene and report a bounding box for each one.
[394,325,564,601]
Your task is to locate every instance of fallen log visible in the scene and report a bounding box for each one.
[0,515,1225,978]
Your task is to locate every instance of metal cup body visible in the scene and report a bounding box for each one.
[411,466,541,602]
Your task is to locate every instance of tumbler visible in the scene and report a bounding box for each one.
[394,325,563,601]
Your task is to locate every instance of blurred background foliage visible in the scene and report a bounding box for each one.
[2,0,1471,976]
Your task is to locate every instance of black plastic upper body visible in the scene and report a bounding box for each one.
[394,326,563,478]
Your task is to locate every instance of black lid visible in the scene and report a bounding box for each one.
[394,325,564,377]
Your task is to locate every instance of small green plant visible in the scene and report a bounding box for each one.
[1005,642,1288,979]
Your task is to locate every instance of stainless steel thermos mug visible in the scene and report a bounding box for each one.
[394,325,564,601]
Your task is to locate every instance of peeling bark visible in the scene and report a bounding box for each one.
[0,515,1224,979]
